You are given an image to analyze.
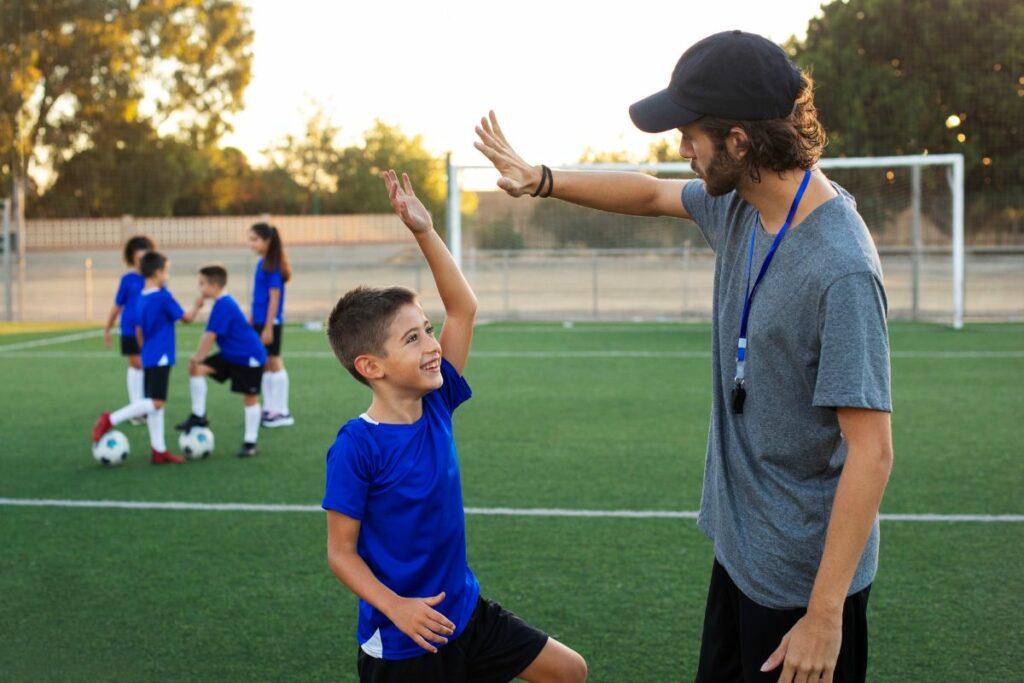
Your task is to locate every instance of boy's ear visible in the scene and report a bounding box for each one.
[354,355,384,383]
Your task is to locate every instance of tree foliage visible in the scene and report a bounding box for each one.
[789,0,1023,235]
[1,0,253,194]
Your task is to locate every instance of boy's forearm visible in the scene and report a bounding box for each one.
[195,332,216,359]
[329,548,401,618]
[415,229,477,318]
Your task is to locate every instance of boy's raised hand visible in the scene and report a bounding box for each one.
[382,170,432,234]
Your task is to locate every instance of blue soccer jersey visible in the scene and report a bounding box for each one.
[322,359,480,661]
[207,294,268,367]
[137,288,184,368]
[252,259,285,325]
[114,272,145,337]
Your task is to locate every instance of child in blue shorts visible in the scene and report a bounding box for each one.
[176,264,267,458]
[322,171,588,683]
[93,251,203,464]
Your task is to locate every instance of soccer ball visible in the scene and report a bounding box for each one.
[93,430,129,466]
[179,427,215,460]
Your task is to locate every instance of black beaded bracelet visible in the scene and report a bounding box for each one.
[540,165,554,198]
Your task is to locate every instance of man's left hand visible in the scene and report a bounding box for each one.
[761,609,842,683]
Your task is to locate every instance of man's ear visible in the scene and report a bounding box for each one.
[354,355,384,383]
[725,126,750,161]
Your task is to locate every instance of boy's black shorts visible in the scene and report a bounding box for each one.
[356,596,549,683]
[695,558,870,683]
[252,322,283,357]
[143,366,171,401]
[202,354,263,396]
[120,335,140,356]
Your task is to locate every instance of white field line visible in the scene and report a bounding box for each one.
[0,349,1021,360]
[0,498,1021,522]
[0,328,105,352]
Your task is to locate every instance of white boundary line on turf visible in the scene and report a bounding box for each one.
[1,498,1021,522]
[0,328,105,352]
[0,349,1022,360]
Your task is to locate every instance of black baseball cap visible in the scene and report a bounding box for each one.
[629,30,803,133]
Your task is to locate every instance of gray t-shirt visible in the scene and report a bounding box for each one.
[683,178,891,609]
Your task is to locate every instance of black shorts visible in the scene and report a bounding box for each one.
[695,558,870,683]
[253,322,283,357]
[120,335,140,356]
[356,596,549,683]
[143,366,171,401]
[203,353,263,396]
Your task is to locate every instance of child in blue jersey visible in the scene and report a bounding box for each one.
[247,222,293,428]
[323,171,587,683]
[93,251,203,464]
[176,264,267,458]
[103,235,155,419]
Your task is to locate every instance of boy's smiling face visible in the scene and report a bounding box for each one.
[367,302,443,394]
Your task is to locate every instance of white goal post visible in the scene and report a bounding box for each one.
[446,154,965,329]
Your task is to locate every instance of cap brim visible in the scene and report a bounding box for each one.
[628,89,703,133]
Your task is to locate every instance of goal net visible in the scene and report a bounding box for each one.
[448,155,968,327]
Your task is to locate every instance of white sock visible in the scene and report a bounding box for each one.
[244,404,261,443]
[274,369,290,415]
[111,399,155,425]
[261,371,275,413]
[127,367,144,404]
[147,407,167,452]
[190,376,207,417]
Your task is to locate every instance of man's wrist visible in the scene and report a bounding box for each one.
[807,594,844,621]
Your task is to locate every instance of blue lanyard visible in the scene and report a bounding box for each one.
[735,169,812,387]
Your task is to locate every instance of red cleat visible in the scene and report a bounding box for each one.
[92,412,113,443]
[151,449,186,465]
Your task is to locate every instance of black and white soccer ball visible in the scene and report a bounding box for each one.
[93,430,129,466]
[179,427,215,460]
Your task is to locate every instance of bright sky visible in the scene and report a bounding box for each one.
[221,0,827,169]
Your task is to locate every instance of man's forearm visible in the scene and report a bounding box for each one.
[545,169,667,217]
[808,443,892,615]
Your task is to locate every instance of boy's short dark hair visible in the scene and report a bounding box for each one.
[139,251,168,279]
[199,264,228,288]
[123,235,156,266]
[326,286,418,386]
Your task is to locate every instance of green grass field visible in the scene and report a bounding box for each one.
[1,321,1022,682]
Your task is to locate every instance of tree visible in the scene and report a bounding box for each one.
[264,106,341,214]
[33,119,202,217]
[1,0,253,204]
[789,0,1023,238]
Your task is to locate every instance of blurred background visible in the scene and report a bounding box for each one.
[1,0,1021,324]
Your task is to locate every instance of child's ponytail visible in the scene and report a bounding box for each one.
[251,223,292,283]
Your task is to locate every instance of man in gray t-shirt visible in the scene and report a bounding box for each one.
[476,30,893,683]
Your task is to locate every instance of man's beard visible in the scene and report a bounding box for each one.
[693,147,745,197]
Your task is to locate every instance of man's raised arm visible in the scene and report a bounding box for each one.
[474,111,691,219]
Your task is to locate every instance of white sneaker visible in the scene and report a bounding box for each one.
[262,412,295,428]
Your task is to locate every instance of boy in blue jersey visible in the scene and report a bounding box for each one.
[93,251,203,464]
[175,264,267,458]
[322,170,587,683]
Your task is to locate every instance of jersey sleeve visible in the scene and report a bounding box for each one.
[114,275,130,306]
[266,269,284,290]
[433,358,472,414]
[813,272,892,411]
[165,291,185,322]
[322,427,373,520]
[682,180,724,253]
[205,300,227,336]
